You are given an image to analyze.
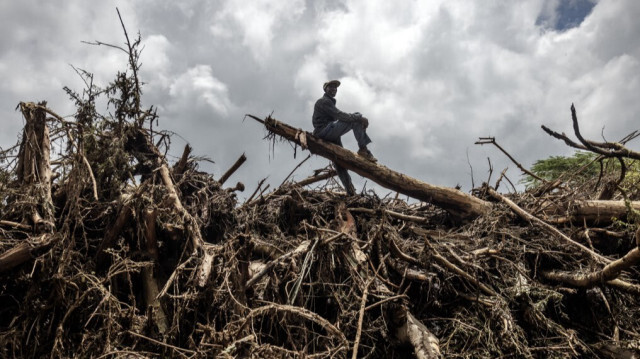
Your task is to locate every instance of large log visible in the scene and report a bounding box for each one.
[543,200,640,225]
[573,200,640,224]
[248,115,491,220]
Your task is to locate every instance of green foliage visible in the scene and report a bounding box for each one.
[522,151,599,188]
[522,150,640,190]
[62,65,137,201]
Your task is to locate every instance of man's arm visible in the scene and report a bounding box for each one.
[319,98,363,124]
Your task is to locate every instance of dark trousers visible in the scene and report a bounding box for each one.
[314,121,372,194]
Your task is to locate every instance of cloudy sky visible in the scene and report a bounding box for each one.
[2,0,639,200]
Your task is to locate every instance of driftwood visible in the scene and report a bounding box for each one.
[2,93,639,358]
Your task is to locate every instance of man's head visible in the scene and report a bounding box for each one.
[323,80,340,98]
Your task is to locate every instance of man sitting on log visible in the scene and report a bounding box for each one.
[312,79,377,195]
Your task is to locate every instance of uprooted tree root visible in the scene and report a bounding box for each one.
[2,23,640,358]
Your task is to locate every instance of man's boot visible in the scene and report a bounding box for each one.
[357,147,377,162]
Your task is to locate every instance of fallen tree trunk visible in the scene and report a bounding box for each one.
[541,199,640,225]
[248,115,491,220]
[570,200,640,224]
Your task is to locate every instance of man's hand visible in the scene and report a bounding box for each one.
[361,117,369,129]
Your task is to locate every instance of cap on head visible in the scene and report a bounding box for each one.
[323,80,341,91]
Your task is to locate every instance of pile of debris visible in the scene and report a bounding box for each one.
[1,32,640,359]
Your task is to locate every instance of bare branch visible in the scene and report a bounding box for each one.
[476,136,547,184]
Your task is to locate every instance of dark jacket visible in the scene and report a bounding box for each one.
[312,94,361,135]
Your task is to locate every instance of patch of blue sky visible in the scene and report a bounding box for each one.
[536,0,597,31]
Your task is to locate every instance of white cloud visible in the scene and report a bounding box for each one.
[212,0,306,62]
[141,35,171,73]
[140,34,172,90]
[0,1,137,145]
[2,0,640,195]
[286,0,640,188]
[169,65,233,116]
[294,57,328,98]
